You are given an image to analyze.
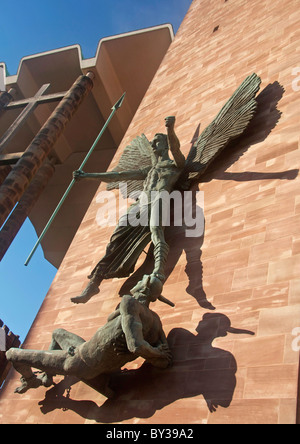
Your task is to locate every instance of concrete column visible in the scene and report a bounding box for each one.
[0,159,55,261]
[0,73,94,227]
[0,89,15,111]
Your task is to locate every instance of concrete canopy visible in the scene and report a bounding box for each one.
[0,25,173,268]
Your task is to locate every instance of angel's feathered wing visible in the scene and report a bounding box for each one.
[177,73,262,190]
[106,134,155,198]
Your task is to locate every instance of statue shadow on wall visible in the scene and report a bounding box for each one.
[119,81,298,310]
[38,313,254,423]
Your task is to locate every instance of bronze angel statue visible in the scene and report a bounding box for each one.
[72,73,261,304]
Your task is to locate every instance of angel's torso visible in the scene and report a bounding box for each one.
[142,160,182,195]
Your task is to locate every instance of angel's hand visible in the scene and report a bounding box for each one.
[165,116,176,129]
[73,170,86,181]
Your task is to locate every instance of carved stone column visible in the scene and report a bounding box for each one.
[0,73,94,227]
[0,159,55,261]
[0,165,12,186]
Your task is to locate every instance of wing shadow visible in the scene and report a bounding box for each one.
[200,81,298,182]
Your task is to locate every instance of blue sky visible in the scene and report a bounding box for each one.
[0,0,192,342]
[2,0,191,75]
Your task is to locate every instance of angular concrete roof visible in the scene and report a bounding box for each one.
[0,25,173,267]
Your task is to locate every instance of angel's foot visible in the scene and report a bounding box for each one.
[14,375,42,394]
[71,281,100,304]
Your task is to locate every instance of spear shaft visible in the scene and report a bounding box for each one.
[25,92,126,266]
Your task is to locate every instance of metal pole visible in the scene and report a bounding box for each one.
[24,92,126,266]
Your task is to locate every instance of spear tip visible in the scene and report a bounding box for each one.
[113,92,126,110]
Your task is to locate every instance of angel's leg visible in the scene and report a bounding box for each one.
[150,223,169,280]
[70,275,102,305]
[151,231,169,280]
[150,196,169,280]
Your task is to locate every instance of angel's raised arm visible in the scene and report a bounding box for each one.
[165,116,185,169]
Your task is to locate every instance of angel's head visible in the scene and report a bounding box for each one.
[151,133,169,158]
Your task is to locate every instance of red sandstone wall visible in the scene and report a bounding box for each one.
[1,0,300,424]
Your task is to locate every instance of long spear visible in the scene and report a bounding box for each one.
[25,92,126,266]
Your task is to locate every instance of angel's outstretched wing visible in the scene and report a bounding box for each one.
[177,73,262,190]
[106,134,154,198]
